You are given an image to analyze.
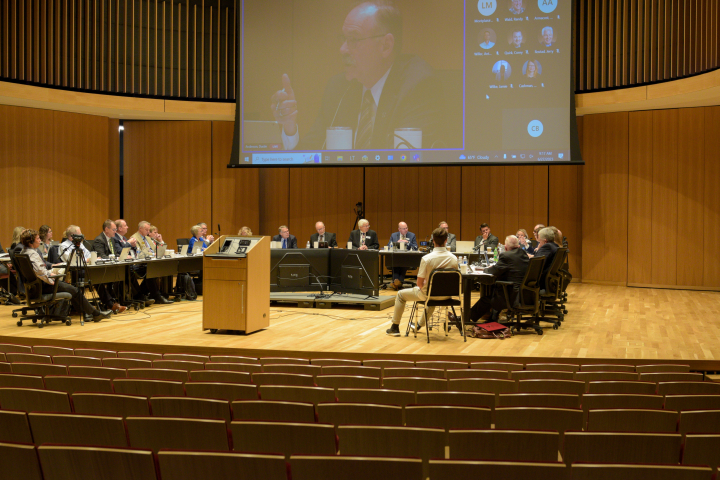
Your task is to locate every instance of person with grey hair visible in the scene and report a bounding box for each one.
[533,227,558,289]
[348,219,379,250]
[272,0,447,150]
[310,221,338,248]
[464,234,532,325]
[130,221,173,305]
[542,26,553,47]
[272,225,297,249]
[59,225,92,264]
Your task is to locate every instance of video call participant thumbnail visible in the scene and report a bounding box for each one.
[479,29,495,49]
[509,0,525,15]
[270,1,447,150]
[542,26,554,47]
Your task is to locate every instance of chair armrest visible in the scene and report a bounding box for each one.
[48,274,65,280]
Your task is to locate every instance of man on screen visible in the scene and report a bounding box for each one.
[480,30,494,49]
[511,30,523,49]
[509,0,525,15]
[542,27,554,47]
[310,221,338,248]
[271,1,445,150]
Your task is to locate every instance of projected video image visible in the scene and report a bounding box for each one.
[235,0,577,167]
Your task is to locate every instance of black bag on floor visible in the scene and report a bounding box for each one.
[177,273,197,300]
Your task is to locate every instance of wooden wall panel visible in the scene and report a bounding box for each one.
[549,165,582,279]
[603,112,629,284]
[335,167,364,244]
[258,168,289,236]
[650,109,678,286]
[460,166,476,241]
[532,166,549,226]
[627,110,654,284]
[581,114,606,281]
[211,121,259,237]
[108,118,120,219]
[123,120,212,247]
[675,108,704,287]
[704,106,720,287]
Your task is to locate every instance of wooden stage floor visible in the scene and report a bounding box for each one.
[1,284,720,369]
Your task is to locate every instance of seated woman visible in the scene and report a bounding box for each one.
[523,60,539,85]
[238,226,253,236]
[19,229,111,322]
[188,225,209,253]
[517,229,536,255]
[9,226,25,251]
[38,225,53,257]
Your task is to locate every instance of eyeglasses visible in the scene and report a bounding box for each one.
[339,33,386,49]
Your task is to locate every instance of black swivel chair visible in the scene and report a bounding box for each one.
[47,244,62,264]
[177,238,191,253]
[406,268,465,344]
[497,256,546,335]
[13,254,73,327]
[538,247,568,328]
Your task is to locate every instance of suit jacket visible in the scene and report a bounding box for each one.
[388,231,418,251]
[93,233,117,259]
[296,54,452,150]
[113,234,136,257]
[533,241,559,289]
[310,232,337,248]
[474,234,499,250]
[486,247,532,309]
[348,229,379,250]
[131,231,156,257]
[446,233,456,252]
[272,234,298,249]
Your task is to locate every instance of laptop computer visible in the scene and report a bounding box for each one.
[191,242,204,255]
[455,241,475,253]
[118,247,131,261]
[156,245,167,258]
[178,245,189,256]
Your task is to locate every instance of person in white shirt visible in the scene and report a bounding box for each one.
[59,225,92,266]
[386,227,459,336]
[479,30,495,49]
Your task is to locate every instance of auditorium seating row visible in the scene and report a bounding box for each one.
[0,343,701,375]
[1,386,719,433]
[2,441,717,480]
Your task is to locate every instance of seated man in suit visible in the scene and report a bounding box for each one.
[310,221,337,248]
[438,221,456,252]
[466,235,531,324]
[91,220,127,314]
[348,219,379,250]
[533,227,558,290]
[114,219,138,257]
[474,223,499,252]
[387,227,458,336]
[272,225,297,249]
[130,221,172,305]
[387,222,418,290]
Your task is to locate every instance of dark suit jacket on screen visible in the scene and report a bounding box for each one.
[348,229,379,250]
[272,234,298,249]
[310,232,337,248]
[296,54,448,150]
[533,241,558,289]
[474,234,499,250]
[486,247,532,310]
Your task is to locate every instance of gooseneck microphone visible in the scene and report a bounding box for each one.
[320,84,353,150]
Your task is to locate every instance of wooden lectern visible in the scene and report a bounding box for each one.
[202,235,270,334]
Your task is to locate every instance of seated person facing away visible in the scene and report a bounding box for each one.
[438,221,456,252]
[91,219,127,314]
[131,221,172,305]
[474,223,499,251]
[532,227,558,290]
[310,221,338,248]
[387,222,418,290]
[468,235,531,324]
[516,229,535,255]
[20,229,111,322]
[10,226,26,251]
[348,219,379,250]
[272,225,297,249]
[386,227,458,336]
[238,226,253,236]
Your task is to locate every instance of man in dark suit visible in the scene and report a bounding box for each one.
[348,219,379,250]
[310,221,338,248]
[90,220,127,314]
[387,222,418,289]
[474,223,499,251]
[271,2,454,151]
[438,221,456,252]
[467,235,531,323]
[533,227,559,290]
[272,225,297,249]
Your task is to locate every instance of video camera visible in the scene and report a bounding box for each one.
[71,234,85,247]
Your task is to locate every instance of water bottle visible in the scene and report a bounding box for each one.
[494,248,499,263]
[306,241,311,249]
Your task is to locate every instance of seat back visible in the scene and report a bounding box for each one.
[430,459,565,480]
[112,378,185,397]
[317,403,402,427]
[290,455,423,480]
[127,368,189,382]
[587,408,678,433]
[425,269,461,298]
[336,388,416,407]
[405,405,491,432]
[72,393,150,417]
[230,421,337,459]
[43,376,114,394]
[0,442,43,480]
[14,254,43,303]
[682,434,720,471]
[37,445,157,480]
[0,373,45,389]
[185,382,258,401]
[159,451,288,480]
[516,255,546,310]
[259,385,336,406]
[570,463,713,480]
[150,396,232,423]
[52,355,103,367]
[665,395,720,412]
[679,410,720,435]
[543,247,568,298]
[0,410,33,443]
[563,432,681,465]
[315,375,381,390]
[231,400,316,423]
[28,412,128,447]
[47,244,62,264]
[448,430,559,462]
[383,376,447,392]
[189,370,252,384]
[126,416,230,452]
[0,387,71,413]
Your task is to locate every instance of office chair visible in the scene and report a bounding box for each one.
[406,268,465,343]
[497,256,546,335]
[538,248,568,329]
[13,254,73,327]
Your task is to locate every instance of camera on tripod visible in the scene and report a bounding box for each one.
[71,234,85,247]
